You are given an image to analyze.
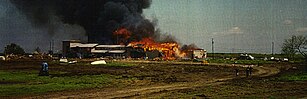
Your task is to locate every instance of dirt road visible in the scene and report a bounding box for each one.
[25,62,280,99]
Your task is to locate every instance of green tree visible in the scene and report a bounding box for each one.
[282,35,307,61]
[4,43,25,55]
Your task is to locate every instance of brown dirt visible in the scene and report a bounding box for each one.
[0,60,304,98]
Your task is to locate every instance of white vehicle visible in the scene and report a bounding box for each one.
[59,58,68,63]
[68,60,78,64]
[91,60,107,65]
[0,56,5,61]
[248,55,255,60]
[270,57,275,60]
[239,54,254,60]
[282,58,289,62]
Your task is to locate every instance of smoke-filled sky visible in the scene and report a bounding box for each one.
[144,0,307,53]
[0,0,307,54]
[1,0,153,53]
[0,0,88,53]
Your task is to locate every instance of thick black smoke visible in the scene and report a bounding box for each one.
[10,0,155,44]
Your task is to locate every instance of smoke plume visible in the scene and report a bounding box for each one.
[181,44,200,51]
[10,0,159,45]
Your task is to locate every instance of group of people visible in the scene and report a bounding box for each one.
[234,66,253,77]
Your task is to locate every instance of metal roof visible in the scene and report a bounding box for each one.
[70,43,98,48]
[95,45,126,48]
[109,50,126,53]
[91,50,126,54]
[63,40,81,42]
[91,50,108,53]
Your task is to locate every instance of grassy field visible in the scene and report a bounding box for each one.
[204,53,306,65]
[52,61,137,67]
[143,67,307,98]
[0,70,113,96]
[0,61,142,97]
[207,59,274,65]
[207,53,305,62]
[0,60,306,98]
[279,72,307,81]
[0,60,236,97]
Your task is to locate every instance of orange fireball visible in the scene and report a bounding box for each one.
[114,27,186,60]
[129,38,185,60]
[113,27,132,44]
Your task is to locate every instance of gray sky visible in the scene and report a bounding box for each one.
[144,0,307,53]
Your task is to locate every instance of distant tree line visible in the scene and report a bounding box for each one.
[282,35,307,61]
[4,43,25,55]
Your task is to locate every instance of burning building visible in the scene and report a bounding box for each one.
[128,38,185,60]
[62,40,127,59]
[62,24,206,60]
[91,45,126,58]
[62,40,98,58]
[62,37,206,60]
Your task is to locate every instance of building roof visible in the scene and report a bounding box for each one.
[96,45,126,48]
[70,43,98,48]
[109,50,126,53]
[91,50,108,53]
[63,40,81,43]
[91,50,126,54]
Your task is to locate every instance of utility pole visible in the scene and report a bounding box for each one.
[49,41,52,52]
[52,39,54,52]
[212,38,214,59]
[272,42,274,55]
[49,40,54,55]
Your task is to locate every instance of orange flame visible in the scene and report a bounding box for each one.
[113,27,132,44]
[129,38,186,60]
[114,27,186,60]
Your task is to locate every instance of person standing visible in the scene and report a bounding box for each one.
[235,68,239,76]
[246,67,250,77]
[249,66,253,76]
[39,62,49,76]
